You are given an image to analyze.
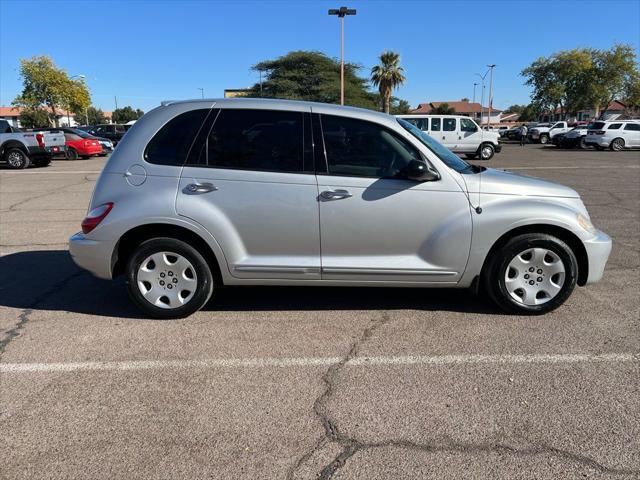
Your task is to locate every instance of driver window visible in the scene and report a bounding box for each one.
[460,118,477,132]
[321,114,421,178]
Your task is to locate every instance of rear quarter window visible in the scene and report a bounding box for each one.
[144,109,210,166]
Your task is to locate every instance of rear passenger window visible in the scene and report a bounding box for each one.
[145,109,209,166]
[197,109,305,173]
[443,118,456,131]
[624,123,640,131]
[430,118,441,131]
[608,123,622,130]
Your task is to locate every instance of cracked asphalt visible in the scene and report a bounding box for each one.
[0,144,639,479]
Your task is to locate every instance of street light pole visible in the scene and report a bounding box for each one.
[475,71,487,126]
[328,6,356,105]
[486,64,496,129]
[473,82,478,104]
[197,88,204,99]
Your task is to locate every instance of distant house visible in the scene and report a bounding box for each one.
[0,106,113,128]
[409,99,503,124]
[539,101,627,123]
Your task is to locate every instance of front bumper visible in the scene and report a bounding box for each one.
[69,232,114,279]
[583,230,612,284]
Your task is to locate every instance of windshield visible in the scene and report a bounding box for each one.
[397,118,473,173]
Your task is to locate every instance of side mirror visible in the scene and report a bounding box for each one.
[403,159,440,182]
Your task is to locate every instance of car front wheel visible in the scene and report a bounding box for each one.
[4,148,30,169]
[126,238,214,318]
[479,143,495,160]
[610,138,625,151]
[483,233,578,315]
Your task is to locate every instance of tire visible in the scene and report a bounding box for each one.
[578,136,587,150]
[4,148,30,169]
[482,233,578,315]
[126,237,214,319]
[594,145,605,151]
[465,153,477,159]
[610,138,625,151]
[67,148,79,160]
[479,143,495,160]
[539,134,549,145]
[34,157,51,167]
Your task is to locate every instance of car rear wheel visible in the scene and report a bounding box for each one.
[483,233,578,315]
[4,148,30,169]
[126,237,214,319]
[479,143,495,160]
[610,138,625,151]
[578,137,587,149]
[67,148,79,160]
[539,134,549,144]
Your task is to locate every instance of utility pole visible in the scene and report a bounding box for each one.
[486,64,496,128]
[328,6,356,105]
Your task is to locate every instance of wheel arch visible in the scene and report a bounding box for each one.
[0,140,29,158]
[480,224,589,287]
[112,223,225,285]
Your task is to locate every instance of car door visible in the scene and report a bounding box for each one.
[315,112,472,283]
[623,123,640,146]
[175,106,321,280]
[458,117,481,152]
[441,117,458,150]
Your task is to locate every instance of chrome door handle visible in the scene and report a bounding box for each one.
[185,182,217,194]
[320,189,352,200]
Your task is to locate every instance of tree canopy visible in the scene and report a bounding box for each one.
[19,108,51,129]
[12,56,90,127]
[431,103,456,114]
[112,106,144,123]
[370,51,406,113]
[84,106,108,125]
[522,44,639,118]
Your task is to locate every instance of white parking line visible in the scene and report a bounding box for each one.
[1,353,636,374]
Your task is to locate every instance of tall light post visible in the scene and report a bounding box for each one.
[486,64,496,128]
[475,71,488,126]
[69,74,86,126]
[328,6,356,105]
[473,82,478,104]
[197,88,204,99]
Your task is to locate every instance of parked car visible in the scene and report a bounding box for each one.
[24,128,67,157]
[585,120,640,151]
[555,123,596,149]
[48,127,113,156]
[69,98,611,318]
[0,119,51,168]
[529,121,571,144]
[397,114,502,160]
[87,124,128,146]
[47,128,103,159]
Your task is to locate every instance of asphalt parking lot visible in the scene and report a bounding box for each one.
[0,143,639,479]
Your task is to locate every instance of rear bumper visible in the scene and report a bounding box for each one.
[69,232,114,279]
[583,230,612,284]
[494,144,502,153]
[585,137,609,147]
[26,146,52,160]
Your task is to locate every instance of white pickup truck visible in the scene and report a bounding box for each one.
[0,119,54,169]
[24,129,67,157]
[528,121,571,144]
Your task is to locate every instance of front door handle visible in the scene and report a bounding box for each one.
[185,182,217,194]
[320,189,352,200]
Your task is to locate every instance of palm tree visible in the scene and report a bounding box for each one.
[431,103,456,115]
[370,51,406,114]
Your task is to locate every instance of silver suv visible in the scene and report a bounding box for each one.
[69,99,612,318]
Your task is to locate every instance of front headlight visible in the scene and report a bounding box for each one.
[577,213,596,233]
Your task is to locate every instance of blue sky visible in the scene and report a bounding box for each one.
[1,0,638,112]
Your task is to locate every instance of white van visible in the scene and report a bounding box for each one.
[396,115,502,160]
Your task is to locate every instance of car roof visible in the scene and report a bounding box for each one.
[161,97,395,123]
[396,114,472,118]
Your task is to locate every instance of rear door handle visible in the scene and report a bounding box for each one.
[185,182,217,194]
[320,189,352,200]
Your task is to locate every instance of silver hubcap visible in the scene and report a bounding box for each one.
[504,248,566,306]
[613,139,623,150]
[7,151,23,167]
[136,252,198,309]
[481,146,493,158]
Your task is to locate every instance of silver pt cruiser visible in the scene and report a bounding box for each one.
[69,99,612,318]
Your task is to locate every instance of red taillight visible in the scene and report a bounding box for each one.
[35,133,45,148]
[84,139,93,146]
[81,202,113,234]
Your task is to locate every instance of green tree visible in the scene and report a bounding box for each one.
[370,51,406,113]
[19,108,51,129]
[112,106,144,123]
[460,97,470,102]
[518,104,539,122]
[390,97,411,114]
[84,106,107,125]
[505,104,526,114]
[431,103,456,114]
[246,51,378,109]
[12,55,91,127]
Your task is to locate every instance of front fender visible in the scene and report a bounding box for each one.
[459,194,590,287]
